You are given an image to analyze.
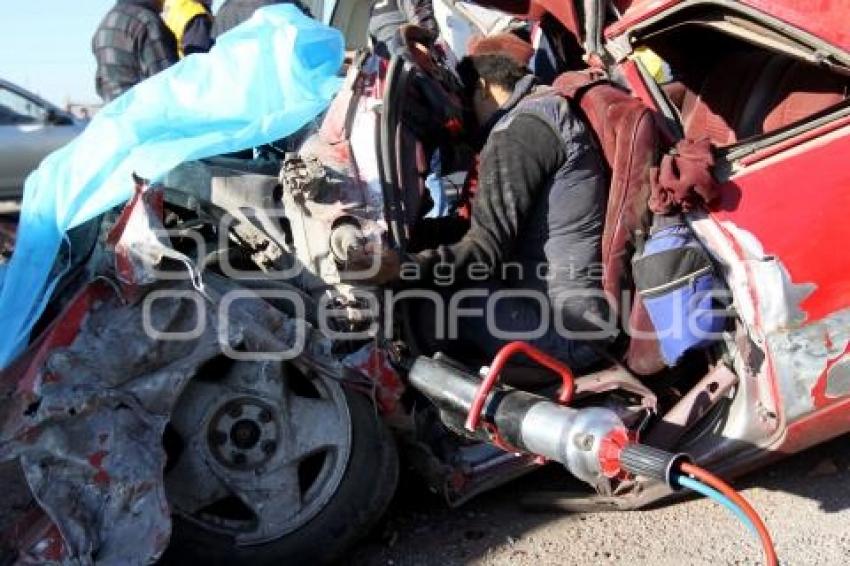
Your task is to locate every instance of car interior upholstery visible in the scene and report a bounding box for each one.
[647,25,850,146]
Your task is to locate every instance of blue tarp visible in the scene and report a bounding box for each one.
[0,5,344,368]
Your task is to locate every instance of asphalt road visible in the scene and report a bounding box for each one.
[350,433,850,566]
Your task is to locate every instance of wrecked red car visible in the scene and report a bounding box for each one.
[1,1,849,564]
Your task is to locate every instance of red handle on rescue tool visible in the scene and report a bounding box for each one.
[464,341,576,432]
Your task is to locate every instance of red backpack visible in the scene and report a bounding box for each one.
[552,71,666,376]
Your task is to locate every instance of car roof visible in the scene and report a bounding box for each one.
[470,0,850,56]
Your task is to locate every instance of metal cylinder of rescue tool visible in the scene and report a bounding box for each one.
[409,356,627,486]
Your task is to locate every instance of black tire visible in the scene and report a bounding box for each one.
[161,389,398,565]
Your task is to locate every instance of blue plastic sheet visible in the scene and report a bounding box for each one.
[0,5,343,368]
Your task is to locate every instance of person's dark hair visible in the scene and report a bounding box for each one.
[457,54,527,94]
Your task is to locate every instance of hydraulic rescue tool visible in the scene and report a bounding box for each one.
[409,342,778,566]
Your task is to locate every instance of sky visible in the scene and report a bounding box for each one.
[0,1,224,107]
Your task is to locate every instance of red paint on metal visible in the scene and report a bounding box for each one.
[346,344,405,415]
[3,510,70,563]
[105,181,143,248]
[89,452,107,467]
[620,59,656,109]
[465,341,576,432]
[739,0,850,54]
[107,181,166,299]
[740,116,850,167]
[810,343,850,409]
[705,214,782,421]
[89,450,111,486]
[711,130,850,324]
[483,420,525,456]
[13,282,111,397]
[605,1,850,54]
[36,523,67,561]
[778,392,850,455]
[704,214,765,328]
[605,0,680,38]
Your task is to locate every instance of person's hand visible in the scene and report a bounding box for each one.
[340,243,403,285]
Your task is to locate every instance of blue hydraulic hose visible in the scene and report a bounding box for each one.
[677,475,758,536]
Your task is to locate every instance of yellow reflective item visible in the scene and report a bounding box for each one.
[632,47,670,83]
[163,0,211,57]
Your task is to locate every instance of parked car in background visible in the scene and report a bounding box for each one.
[0,79,83,199]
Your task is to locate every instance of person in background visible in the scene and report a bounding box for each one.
[92,0,179,103]
[368,0,439,58]
[163,0,214,57]
[212,0,311,39]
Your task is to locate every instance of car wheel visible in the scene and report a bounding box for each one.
[161,358,398,565]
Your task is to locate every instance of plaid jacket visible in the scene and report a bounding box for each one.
[92,0,179,102]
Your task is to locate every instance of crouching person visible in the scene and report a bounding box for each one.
[350,34,614,371]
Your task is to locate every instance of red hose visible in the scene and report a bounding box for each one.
[465,341,576,432]
[680,462,778,566]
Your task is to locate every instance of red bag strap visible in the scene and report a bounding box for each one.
[552,69,609,101]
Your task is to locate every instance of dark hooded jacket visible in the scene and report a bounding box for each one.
[92,0,179,103]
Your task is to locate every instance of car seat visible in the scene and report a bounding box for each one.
[760,61,848,133]
[680,51,779,145]
[681,52,848,145]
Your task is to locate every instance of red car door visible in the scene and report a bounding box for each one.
[715,119,850,453]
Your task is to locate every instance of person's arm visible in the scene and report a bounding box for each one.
[138,20,179,78]
[412,112,567,280]
[182,14,214,55]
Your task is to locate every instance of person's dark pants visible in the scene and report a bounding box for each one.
[411,284,601,374]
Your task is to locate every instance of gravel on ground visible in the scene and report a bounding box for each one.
[350,434,850,566]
